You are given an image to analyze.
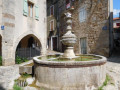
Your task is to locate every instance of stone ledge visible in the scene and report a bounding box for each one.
[33,54,107,68]
[19,60,33,74]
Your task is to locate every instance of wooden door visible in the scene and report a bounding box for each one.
[52,37,57,51]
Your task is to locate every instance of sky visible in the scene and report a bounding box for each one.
[113,0,120,18]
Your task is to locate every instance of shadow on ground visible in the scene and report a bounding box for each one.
[108,47,120,63]
[0,85,5,90]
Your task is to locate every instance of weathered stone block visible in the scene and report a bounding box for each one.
[19,66,33,74]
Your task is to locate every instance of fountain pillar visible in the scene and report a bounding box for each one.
[62,12,77,59]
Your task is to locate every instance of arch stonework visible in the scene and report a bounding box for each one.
[13,31,43,53]
[13,31,47,57]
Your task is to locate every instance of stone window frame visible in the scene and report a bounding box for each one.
[78,7,87,23]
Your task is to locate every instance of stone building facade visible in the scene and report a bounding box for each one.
[0,0,47,66]
[72,0,111,56]
[53,0,113,57]
[47,0,59,51]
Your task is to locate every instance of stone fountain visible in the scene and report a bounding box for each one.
[62,12,77,59]
[33,10,107,90]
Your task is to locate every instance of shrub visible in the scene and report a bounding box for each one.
[21,73,32,79]
[13,84,22,90]
[15,56,29,64]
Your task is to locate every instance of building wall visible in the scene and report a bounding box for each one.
[0,1,2,55]
[0,0,47,66]
[71,0,110,57]
[47,0,59,50]
[0,0,2,34]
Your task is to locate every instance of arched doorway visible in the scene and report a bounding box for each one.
[15,34,41,61]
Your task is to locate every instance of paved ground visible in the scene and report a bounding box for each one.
[105,48,120,90]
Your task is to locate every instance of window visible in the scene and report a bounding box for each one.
[50,5,54,16]
[50,20,54,31]
[79,7,87,22]
[23,0,39,20]
[28,2,34,17]
[66,0,71,9]
[80,38,87,54]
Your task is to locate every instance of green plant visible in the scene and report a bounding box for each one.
[15,56,29,64]
[98,74,111,90]
[16,56,22,64]
[13,84,22,90]
[0,56,2,66]
[21,73,32,79]
[40,88,44,90]
[110,82,115,85]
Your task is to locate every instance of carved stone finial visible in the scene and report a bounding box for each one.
[64,12,72,17]
[61,11,77,59]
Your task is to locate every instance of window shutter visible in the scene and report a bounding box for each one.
[79,8,86,22]
[51,21,53,31]
[50,20,54,31]
[35,5,39,20]
[23,0,28,16]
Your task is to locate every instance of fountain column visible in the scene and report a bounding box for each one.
[62,12,77,59]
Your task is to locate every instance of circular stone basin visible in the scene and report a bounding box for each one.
[33,54,107,90]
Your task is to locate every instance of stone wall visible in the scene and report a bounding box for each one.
[61,0,110,57]
[0,0,2,34]
[2,0,16,66]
